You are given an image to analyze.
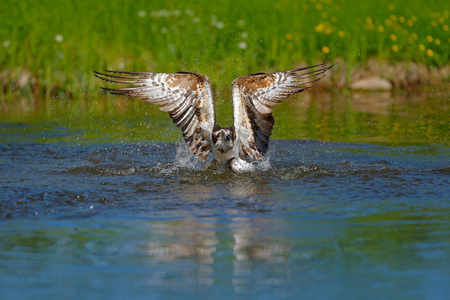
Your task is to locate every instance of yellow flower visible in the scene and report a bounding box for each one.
[430,12,440,18]
[392,45,399,52]
[438,17,445,24]
[390,34,398,41]
[408,38,414,44]
[419,44,425,51]
[431,20,438,26]
[390,15,398,22]
[443,25,449,32]
[331,17,338,23]
[316,3,323,10]
[388,4,394,11]
[378,25,385,32]
[315,22,333,35]
[407,20,414,27]
[322,46,330,54]
[412,33,418,40]
[435,38,441,45]
[399,16,406,23]
[338,30,345,38]
[322,12,328,19]
[426,35,434,43]
[314,23,325,33]
[286,33,293,41]
[426,49,434,56]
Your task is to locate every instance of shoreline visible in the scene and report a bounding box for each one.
[314,59,450,91]
[1,59,449,101]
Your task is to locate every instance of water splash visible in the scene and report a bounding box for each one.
[159,142,209,174]
[254,155,271,171]
[160,142,273,174]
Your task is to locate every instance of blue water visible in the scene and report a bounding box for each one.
[1,131,449,299]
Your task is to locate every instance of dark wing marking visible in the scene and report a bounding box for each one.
[232,63,334,160]
[94,70,216,160]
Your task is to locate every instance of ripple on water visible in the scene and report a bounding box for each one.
[0,137,449,300]
[0,140,448,220]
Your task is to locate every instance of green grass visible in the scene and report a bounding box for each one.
[1,0,449,101]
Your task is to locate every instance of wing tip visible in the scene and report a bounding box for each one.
[99,86,126,95]
[291,61,337,74]
[94,69,151,85]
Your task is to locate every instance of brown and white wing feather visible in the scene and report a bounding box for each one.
[232,63,333,160]
[94,70,215,160]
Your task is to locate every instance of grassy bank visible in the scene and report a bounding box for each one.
[1,0,449,100]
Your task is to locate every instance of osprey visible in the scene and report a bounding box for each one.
[94,63,333,172]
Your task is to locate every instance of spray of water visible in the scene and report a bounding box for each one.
[173,142,210,169]
[160,142,272,174]
[159,142,209,174]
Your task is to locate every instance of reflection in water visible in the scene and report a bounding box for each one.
[350,92,393,114]
[139,216,291,294]
[126,201,450,297]
[231,218,290,294]
[0,91,448,145]
[137,172,285,291]
[143,218,218,287]
[0,91,448,298]
[271,91,448,144]
[1,198,449,297]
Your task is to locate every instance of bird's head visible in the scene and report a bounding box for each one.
[212,125,236,152]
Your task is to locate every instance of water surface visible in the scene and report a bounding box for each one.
[0,92,449,299]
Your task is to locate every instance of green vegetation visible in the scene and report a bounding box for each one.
[1,92,447,145]
[1,0,449,100]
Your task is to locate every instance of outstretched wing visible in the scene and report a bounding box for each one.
[94,70,215,160]
[232,63,333,160]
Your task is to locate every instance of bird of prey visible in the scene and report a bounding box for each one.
[94,63,333,172]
